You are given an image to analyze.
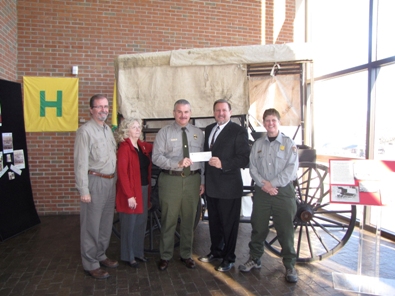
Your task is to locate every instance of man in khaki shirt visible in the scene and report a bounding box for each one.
[74,94,118,279]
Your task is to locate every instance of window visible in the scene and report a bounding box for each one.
[314,72,367,158]
[369,63,395,233]
[311,0,395,236]
[310,0,370,77]
[376,0,395,60]
[373,64,395,160]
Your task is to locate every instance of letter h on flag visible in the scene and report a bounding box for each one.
[23,77,78,132]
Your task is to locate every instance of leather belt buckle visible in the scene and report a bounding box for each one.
[88,170,115,179]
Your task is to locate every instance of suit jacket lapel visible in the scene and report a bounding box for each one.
[211,122,232,151]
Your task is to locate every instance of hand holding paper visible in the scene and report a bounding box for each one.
[190,151,212,162]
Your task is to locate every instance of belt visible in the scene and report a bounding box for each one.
[88,170,115,179]
[162,169,201,177]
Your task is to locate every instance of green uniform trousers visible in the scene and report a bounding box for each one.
[158,172,200,260]
[249,183,297,269]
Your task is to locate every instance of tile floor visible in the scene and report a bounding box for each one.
[1,214,395,295]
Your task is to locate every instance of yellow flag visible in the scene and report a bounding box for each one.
[23,77,78,132]
[111,80,118,131]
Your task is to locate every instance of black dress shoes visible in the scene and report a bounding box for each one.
[158,259,169,271]
[198,253,222,263]
[129,261,139,268]
[135,257,148,263]
[215,260,234,272]
[180,257,196,269]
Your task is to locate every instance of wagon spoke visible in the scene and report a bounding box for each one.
[311,218,342,244]
[308,221,330,252]
[265,162,357,262]
[266,233,279,246]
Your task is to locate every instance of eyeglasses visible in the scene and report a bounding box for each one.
[92,105,109,110]
[131,126,142,130]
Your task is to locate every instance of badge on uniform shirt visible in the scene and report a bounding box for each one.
[194,134,197,140]
[292,146,297,153]
[280,145,285,151]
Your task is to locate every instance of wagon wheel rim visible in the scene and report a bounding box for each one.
[265,162,357,262]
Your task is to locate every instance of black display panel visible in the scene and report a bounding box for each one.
[0,79,40,241]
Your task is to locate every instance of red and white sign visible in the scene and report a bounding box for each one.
[329,159,395,206]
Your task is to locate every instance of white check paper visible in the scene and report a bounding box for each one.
[190,151,212,162]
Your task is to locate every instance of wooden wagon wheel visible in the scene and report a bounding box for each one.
[264,162,357,262]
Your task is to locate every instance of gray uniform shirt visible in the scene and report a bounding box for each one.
[249,132,298,188]
[152,122,205,184]
[74,119,117,196]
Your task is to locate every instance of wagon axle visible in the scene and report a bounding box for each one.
[296,203,314,223]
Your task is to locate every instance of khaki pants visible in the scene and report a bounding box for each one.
[80,175,116,271]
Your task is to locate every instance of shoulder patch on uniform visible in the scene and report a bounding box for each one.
[292,146,297,153]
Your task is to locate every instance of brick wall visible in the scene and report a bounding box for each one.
[265,0,295,43]
[16,0,296,215]
[0,0,17,81]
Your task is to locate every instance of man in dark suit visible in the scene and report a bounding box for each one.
[198,99,250,272]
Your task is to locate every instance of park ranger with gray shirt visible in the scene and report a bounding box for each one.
[74,94,118,279]
[152,99,204,271]
[239,108,299,283]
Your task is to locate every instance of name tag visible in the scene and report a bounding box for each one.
[171,138,178,141]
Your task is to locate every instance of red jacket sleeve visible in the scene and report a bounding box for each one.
[117,142,135,198]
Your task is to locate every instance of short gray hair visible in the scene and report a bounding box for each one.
[173,99,191,111]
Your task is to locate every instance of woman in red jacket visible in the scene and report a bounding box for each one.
[115,118,152,268]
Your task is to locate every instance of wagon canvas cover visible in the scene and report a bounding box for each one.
[114,43,312,122]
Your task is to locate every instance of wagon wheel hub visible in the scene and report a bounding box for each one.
[300,209,313,222]
[296,203,314,222]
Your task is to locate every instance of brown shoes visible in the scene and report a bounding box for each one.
[84,258,118,279]
[158,258,196,270]
[99,258,119,268]
[180,257,196,269]
[86,268,110,279]
[158,259,169,271]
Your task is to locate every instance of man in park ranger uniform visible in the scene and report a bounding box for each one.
[152,99,205,271]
